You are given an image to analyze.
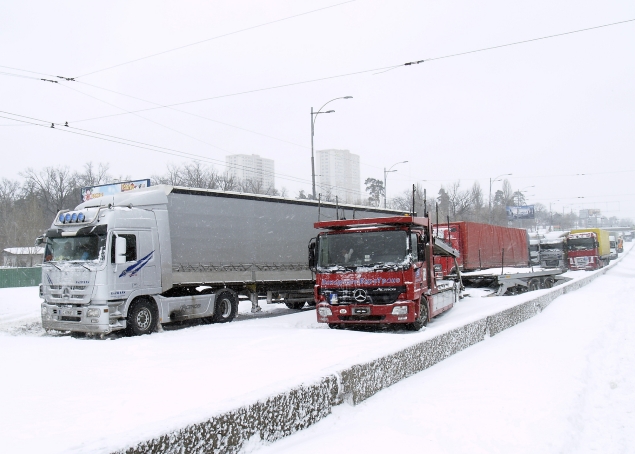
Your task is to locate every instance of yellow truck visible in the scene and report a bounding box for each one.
[567,228,611,270]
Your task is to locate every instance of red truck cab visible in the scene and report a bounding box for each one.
[568,232,605,270]
[310,216,459,331]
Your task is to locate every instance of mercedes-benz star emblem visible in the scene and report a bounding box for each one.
[353,289,367,302]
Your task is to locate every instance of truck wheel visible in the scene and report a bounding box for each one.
[126,298,158,336]
[406,298,428,331]
[543,277,555,289]
[285,302,305,310]
[528,278,541,292]
[328,323,342,329]
[212,290,238,323]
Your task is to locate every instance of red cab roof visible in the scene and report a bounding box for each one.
[314,216,428,230]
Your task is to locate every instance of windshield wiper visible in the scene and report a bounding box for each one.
[44,261,61,271]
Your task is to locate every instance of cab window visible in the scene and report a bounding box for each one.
[111,234,137,263]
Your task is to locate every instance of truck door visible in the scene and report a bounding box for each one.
[138,229,160,290]
[109,232,141,300]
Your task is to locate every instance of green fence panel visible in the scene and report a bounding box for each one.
[0,267,42,288]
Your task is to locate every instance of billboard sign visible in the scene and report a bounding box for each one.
[506,205,535,220]
[579,209,601,219]
[81,179,150,202]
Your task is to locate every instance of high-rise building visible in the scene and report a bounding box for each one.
[316,149,361,204]
[226,154,275,191]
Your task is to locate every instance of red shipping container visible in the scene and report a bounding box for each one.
[433,222,529,276]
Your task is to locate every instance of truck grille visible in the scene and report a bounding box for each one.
[545,260,559,267]
[575,257,589,265]
[338,315,385,322]
[322,286,406,305]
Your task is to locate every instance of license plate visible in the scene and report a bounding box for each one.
[353,307,370,315]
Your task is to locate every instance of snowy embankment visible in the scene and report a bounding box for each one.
[0,245,632,454]
[251,249,635,454]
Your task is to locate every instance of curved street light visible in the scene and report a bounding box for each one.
[384,161,408,208]
[488,173,512,223]
[310,96,353,199]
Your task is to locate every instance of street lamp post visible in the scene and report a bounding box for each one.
[488,173,512,224]
[383,161,408,208]
[310,96,353,199]
[516,185,535,206]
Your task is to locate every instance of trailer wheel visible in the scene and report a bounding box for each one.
[126,298,158,336]
[285,302,306,310]
[528,278,541,292]
[406,298,428,331]
[212,290,238,323]
[543,277,555,289]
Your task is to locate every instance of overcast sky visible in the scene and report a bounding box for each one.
[1,0,634,219]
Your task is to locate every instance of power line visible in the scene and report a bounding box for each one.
[72,80,310,149]
[0,65,57,78]
[0,110,342,190]
[75,0,357,78]
[57,82,232,154]
[64,17,635,123]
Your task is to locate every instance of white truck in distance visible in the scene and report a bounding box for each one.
[38,185,398,336]
[539,231,569,269]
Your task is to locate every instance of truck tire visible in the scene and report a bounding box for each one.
[528,278,541,292]
[126,298,158,336]
[542,277,555,289]
[285,302,305,310]
[406,298,428,331]
[212,290,238,323]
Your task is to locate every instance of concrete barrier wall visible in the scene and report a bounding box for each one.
[114,256,626,454]
[115,375,340,454]
[338,319,487,405]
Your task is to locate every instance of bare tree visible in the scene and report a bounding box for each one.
[76,162,112,188]
[0,178,21,252]
[216,171,240,192]
[469,181,485,222]
[21,166,78,217]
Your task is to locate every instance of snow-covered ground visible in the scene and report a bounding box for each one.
[0,245,632,453]
[248,249,635,454]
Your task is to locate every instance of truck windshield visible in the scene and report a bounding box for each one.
[541,243,564,250]
[44,234,107,263]
[317,230,408,269]
[568,238,595,251]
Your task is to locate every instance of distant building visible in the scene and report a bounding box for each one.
[226,154,275,191]
[316,149,361,204]
[3,247,44,267]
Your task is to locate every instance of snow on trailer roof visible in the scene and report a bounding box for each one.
[315,216,426,230]
[77,184,404,215]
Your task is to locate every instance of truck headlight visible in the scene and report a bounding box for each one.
[391,306,408,315]
[86,308,101,317]
[41,305,48,315]
[318,307,332,317]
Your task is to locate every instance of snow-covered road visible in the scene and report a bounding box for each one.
[0,245,633,453]
[248,249,635,454]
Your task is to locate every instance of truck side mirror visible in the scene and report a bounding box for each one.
[308,238,317,270]
[115,237,127,264]
[418,240,426,261]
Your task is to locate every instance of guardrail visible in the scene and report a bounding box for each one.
[0,267,41,288]
[114,255,625,454]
